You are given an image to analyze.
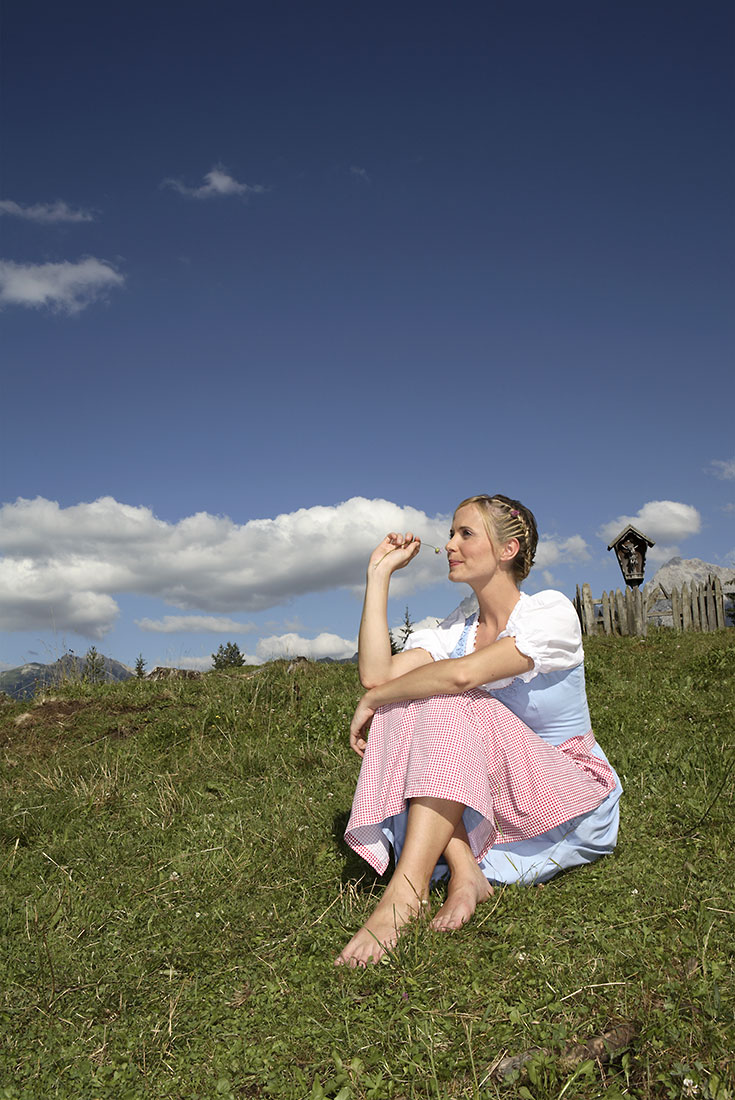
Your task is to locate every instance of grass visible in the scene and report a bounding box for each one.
[0,631,733,1099]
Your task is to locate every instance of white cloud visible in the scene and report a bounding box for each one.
[162,164,266,200]
[136,615,257,634]
[407,615,442,633]
[0,556,119,638]
[598,501,701,546]
[350,165,370,183]
[0,495,595,640]
[256,632,357,661]
[708,457,735,480]
[0,198,95,223]
[175,655,217,671]
[0,258,124,314]
[0,496,450,637]
[534,535,590,568]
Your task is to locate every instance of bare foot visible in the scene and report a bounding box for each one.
[335,879,428,967]
[430,863,493,932]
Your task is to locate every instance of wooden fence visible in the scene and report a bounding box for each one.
[574,576,729,637]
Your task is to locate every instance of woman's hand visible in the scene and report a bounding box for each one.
[349,693,377,757]
[368,532,421,576]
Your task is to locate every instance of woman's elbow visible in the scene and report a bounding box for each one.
[449,667,475,693]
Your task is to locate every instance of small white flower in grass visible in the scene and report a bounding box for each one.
[169,871,180,880]
[516,952,527,961]
[631,888,639,895]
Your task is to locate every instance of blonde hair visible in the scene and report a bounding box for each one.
[455,494,538,582]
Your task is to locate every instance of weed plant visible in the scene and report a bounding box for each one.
[0,632,733,1099]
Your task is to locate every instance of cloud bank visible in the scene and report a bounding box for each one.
[0,496,590,639]
[0,258,124,313]
[162,164,266,201]
[0,198,95,223]
[256,632,357,661]
[136,615,257,634]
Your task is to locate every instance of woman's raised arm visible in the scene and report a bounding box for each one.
[358,532,434,688]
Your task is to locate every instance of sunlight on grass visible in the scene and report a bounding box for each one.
[1,640,733,1098]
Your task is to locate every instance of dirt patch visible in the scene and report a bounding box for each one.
[14,699,90,727]
[0,698,156,759]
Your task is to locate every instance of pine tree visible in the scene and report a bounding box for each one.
[134,654,146,679]
[84,646,105,684]
[212,641,245,669]
[398,606,414,650]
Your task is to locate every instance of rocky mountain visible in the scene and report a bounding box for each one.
[0,654,134,700]
[643,557,734,628]
[646,557,735,594]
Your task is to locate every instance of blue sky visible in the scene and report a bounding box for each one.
[1,0,733,670]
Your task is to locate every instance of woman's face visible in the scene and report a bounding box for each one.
[445,504,500,585]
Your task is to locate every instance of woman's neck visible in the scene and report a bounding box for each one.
[474,574,521,637]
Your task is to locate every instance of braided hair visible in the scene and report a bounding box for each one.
[455,494,538,583]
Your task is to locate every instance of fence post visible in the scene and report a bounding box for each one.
[695,582,705,631]
[634,586,646,635]
[601,590,613,635]
[624,587,634,634]
[615,589,629,635]
[704,580,712,633]
[681,583,692,631]
[574,585,584,633]
[671,585,681,631]
[582,583,596,636]
[714,576,725,630]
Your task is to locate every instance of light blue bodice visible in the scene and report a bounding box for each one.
[450,613,591,745]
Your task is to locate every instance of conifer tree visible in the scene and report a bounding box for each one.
[134,654,146,679]
[84,646,105,684]
[398,606,414,650]
[212,641,245,669]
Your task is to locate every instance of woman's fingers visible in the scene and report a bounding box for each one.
[350,697,376,756]
[370,532,421,572]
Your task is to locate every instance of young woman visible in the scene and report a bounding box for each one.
[335,494,621,968]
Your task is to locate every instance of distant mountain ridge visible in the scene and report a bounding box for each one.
[0,654,134,700]
[647,557,735,593]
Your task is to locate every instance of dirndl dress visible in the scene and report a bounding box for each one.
[344,591,622,885]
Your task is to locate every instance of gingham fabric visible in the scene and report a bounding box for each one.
[344,691,615,874]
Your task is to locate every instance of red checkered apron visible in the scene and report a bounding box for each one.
[344,691,615,874]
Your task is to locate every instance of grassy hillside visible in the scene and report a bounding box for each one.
[1,631,733,1099]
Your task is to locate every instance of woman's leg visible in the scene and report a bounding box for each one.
[335,796,465,967]
[430,817,494,931]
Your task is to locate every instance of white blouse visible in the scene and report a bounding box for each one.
[403,590,584,691]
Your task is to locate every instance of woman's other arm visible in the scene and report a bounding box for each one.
[358,532,434,688]
[350,637,533,756]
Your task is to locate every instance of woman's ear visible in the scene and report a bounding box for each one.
[501,537,520,562]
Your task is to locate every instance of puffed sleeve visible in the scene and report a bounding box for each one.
[498,590,584,682]
[402,603,469,662]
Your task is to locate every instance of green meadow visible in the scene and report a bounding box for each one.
[1,630,733,1099]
